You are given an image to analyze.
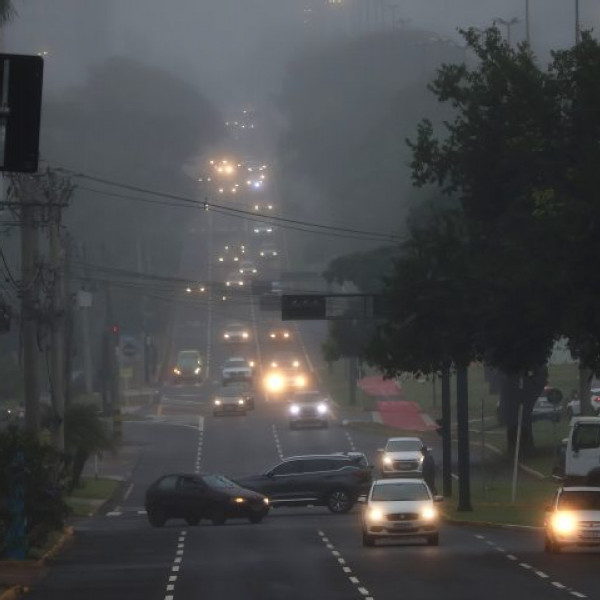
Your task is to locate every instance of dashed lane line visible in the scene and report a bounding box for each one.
[272,424,284,460]
[344,430,357,452]
[164,530,186,600]
[318,531,374,600]
[474,534,588,599]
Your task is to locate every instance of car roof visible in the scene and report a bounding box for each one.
[373,478,427,486]
[284,454,359,462]
[559,486,600,492]
[386,437,423,443]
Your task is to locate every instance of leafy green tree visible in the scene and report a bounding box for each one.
[0,0,15,25]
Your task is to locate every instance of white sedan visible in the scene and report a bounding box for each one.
[362,478,442,547]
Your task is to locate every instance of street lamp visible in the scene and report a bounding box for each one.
[494,17,520,45]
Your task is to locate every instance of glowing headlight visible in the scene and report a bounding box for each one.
[238,399,245,405]
[239,268,244,274]
[552,512,578,535]
[239,281,244,286]
[283,332,290,338]
[214,399,222,406]
[317,403,328,414]
[218,257,224,262]
[368,508,384,522]
[260,252,265,256]
[290,404,300,415]
[233,497,246,504]
[270,333,276,338]
[173,368,181,375]
[194,367,201,375]
[263,497,269,505]
[295,375,307,388]
[224,333,230,339]
[421,507,438,521]
[383,455,393,466]
[249,360,255,368]
[265,373,285,393]
[273,251,278,256]
[292,361,300,368]
[226,282,231,287]
[252,269,257,273]
[242,332,249,339]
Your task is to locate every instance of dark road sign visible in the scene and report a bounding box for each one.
[282,294,391,321]
[0,54,44,173]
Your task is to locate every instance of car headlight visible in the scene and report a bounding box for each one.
[249,360,255,368]
[263,497,269,505]
[295,375,307,388]
[552,512,578,535]
[242,332,249,338]
[173,368,181,376]
[292,361,300,368]
[214,399,222,406]
[239,268,244,274]
[290,404,300,415]
[260,252,265,256]
[317,403,328,414]
[270,333,276,338]
[226,282,231,287]
[271,361,278,368]
[252,269,257,273]
[232,497,246,504]
[224,333,230,339]
[383,455,392,466]
[421,507,438,521]
[265,373,285,393]
[284,332,290,338]
[194,367,201,375]
[238,399,245,405]
[368,508,384,522]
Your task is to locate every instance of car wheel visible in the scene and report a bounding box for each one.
[362,531,376,547]
[147,509,167,528]
[326,489,353,514]
[185,515,201,526]
[248,514,264,524]
[426,533,439,546]
[211,507,227,526]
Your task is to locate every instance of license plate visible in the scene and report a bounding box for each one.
[392,522,414,530]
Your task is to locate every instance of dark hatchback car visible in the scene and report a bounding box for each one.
[145,473,269,527]
[235,453,372,514]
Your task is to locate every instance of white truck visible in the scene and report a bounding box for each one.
[560,417,600,484]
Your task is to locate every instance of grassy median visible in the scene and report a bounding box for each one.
[66,477,119,517]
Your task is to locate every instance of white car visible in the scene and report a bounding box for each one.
[222,357,253,383]
[222,323,250,343]
[379,437,426,478]
[544,486,600,553]
[362,478,442,546]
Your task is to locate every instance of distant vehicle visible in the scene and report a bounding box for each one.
[379,437,426,478]
[532,394,562,423]
[562,416,600,484]
[172,350,203,383]
[222,357,253,384]
[222,323,250,343]
[253,222,273,235]
[362,478,442,547]
[267,351,301,370]
[223,381,255,410]
[144,473,269,527]
[252,201,275,213]
[288,390,332,429]
[263,368,308,397]
[258,244,278,258]
[544,486,600,553]
[238,260,257,276]
[212,386,248,416]
[267,326,292,341]
[225,272,246,288]
[236,453,372,514]
[567,388,600,418]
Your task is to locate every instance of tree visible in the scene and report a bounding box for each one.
[0,0,15,26]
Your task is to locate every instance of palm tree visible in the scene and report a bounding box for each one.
[0,0,15,27]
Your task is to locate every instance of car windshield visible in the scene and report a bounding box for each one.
[202,474,238,490]
[215,387,243,398]
[177,353,200,366]
[558,491,600,510]
[293,392,324,402]
[226,358,246,366]
[371,482,431,502]
[386,440,422,452]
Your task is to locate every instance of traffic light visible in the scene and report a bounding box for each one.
[109,323,120,346]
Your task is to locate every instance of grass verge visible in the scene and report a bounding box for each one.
[66,477,119,517]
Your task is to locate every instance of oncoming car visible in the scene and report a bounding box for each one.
[362,478,442,547]
[288,390,332,429]
[267,327,292,342]
[544,486,600,553]
[172,350,203,384]
[379,437,426,478]
[263,368,308,397]
[213,386,248,416]
[222,323,250,343]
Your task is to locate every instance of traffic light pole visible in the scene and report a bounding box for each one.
[441,366,452,497]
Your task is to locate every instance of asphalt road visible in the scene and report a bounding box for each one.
[26,205,599,600]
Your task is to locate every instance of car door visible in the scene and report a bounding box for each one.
[176,475,209,517]
[148,475,179,515]
[262,459,307,501]
[300,459,345,498]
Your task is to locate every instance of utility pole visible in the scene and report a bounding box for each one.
[495,17,520,45]
[456,363,472,511]
[525,0,530,44]
[17,176,41,436]
[441,365,452,498]
[575,0,580,44]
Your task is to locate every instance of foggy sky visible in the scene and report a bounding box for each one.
[5,0,598,107]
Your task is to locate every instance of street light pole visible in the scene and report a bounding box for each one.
[525,0,530,44]
[575,0,580,44]
[495,17,520,46]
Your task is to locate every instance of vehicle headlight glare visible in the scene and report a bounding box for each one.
[194,367,201,375]
[368,508,384,522]
[242,332,249,338]
[263,497,269,505]
[552,512,577,535]
[233,497,246,504]
[295,375,306,387]
[238,399,245,405]
[290,404,300,415]
[173,368,181,375]
[214,399,221,405]
[383,455,392,466]
[224,333,230,339]
[266,373,284,392]
[421,507,438,521]
[317,403,328,414]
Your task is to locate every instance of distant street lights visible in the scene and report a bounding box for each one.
[494,17,520,45]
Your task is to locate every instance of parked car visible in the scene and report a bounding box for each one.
[145,473,269,527]
[361,478,443,547]
[235,453,372,514]
[379,437,426,478]
[288,390,332,429]
[532,394,562,422]
[544,486,600,552]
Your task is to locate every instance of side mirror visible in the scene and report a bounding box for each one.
[433,495,444,503]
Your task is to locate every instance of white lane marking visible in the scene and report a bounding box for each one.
[106,511,122,517]
[165,596,174,600]
[165,530,186,596]
[169,576,177,582]
[123,483,134,501]
[205,213,213,379]
[485,540,496,546]
[475,535,485,540]
[570,593,587,599]
[137,510,147,515]
[174,556,182,564]
[496,546,505,552]
[519,563,532,569]
[326,543,334,549]
[171,566,180,572]
[271,424,284,460]
[166,585,174,592]
[506,554,518,561]
[344,431,357,451]
[318,531,374,599]
[552,583,566,589]
[451,473,459,480]
[534,571,549,579]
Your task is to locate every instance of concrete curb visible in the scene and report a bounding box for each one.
[443,516,543,531]
[0,527,74,600]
